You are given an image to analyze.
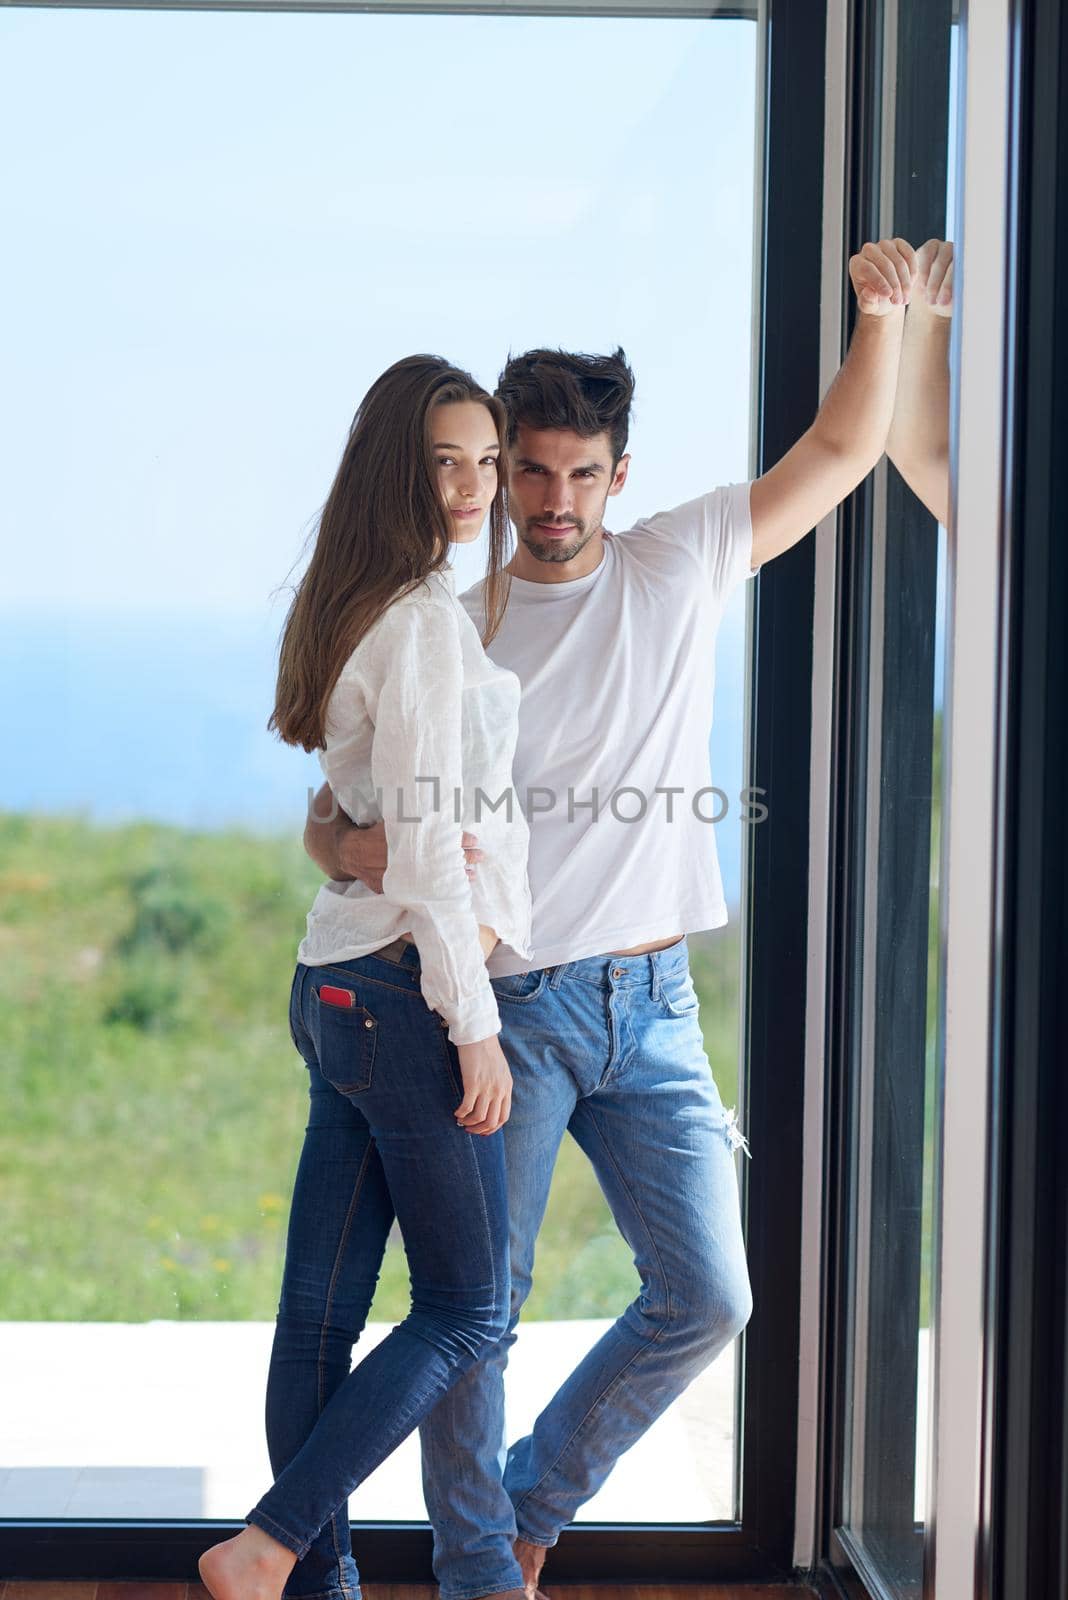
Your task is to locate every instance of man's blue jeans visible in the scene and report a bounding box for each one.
[418,935,753,1600]
[250,950,521,1600]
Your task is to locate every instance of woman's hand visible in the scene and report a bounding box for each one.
[455,1035,512,1135]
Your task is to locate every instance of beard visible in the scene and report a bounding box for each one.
[516,512,602,565]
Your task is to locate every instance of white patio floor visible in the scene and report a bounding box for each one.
[0,1320,735,1524]
[0,1320,929,1526]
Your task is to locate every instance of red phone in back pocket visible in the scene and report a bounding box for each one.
[319,985,357,1009]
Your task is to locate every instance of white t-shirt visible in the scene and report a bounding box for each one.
[298,568,533,1044]
[460,481,759,977]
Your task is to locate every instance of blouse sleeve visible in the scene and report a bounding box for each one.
[365,593,501,1047]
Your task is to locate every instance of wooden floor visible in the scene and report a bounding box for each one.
[0,1585,816,1600]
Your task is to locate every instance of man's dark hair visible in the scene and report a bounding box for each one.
[496,347,636,466]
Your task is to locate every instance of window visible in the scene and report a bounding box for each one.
[0,0,776,1551]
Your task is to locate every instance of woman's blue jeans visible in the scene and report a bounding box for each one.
[248,948,521,1600]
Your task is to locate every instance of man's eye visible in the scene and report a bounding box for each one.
[574,470,594,480]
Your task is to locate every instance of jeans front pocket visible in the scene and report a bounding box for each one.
[312,978,379,1094]
[658,966,700,1019]
[490,968,549,1004]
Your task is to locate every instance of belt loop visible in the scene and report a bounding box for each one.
[649,952,662,1002]
[548,963,568,990]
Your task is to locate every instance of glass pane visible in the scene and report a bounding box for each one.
[839,2,959,1594]
[0,3,760,1534]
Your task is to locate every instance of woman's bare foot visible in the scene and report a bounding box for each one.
[198,1523,297,1600]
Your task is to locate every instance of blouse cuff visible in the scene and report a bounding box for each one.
[442,985,502,1047]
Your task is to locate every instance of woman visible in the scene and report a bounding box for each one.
[198,356,533,1600]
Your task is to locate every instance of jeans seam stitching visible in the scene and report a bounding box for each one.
[316,963,422,998]
[465,1097,498,1329]
[330,1512,353,1600]
[317,1137,377,1408]
[317,1139,377,1599]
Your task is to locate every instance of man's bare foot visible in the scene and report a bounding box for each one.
[198,1523,297,1600]
[513,1536,548,1600]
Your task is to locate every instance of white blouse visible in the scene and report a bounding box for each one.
[297,567,533,1045]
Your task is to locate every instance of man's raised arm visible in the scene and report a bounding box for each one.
[749,236,916,570]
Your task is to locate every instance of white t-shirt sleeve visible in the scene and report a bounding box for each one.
[633,480,758,603]
[363,596,501,1046]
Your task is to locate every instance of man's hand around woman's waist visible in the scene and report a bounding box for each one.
[341,819,484,895]
[304,780,484,891]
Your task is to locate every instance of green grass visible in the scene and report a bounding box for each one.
[0,812,743,1324]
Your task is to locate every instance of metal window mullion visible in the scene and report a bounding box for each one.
[791,0,849,1562]
[929,0,1013,1593]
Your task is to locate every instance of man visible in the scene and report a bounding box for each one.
[305,238,921,1600]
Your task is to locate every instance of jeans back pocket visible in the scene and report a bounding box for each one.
[312,979,379,1094]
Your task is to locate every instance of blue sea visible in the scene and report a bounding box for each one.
[1,603,767,912]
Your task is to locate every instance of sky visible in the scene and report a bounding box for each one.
[0,8,758,615]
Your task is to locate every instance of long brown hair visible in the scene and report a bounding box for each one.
[270,355,512,752]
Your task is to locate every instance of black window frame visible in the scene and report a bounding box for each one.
[980,0,1068,1593]
[812,0,954,1596]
